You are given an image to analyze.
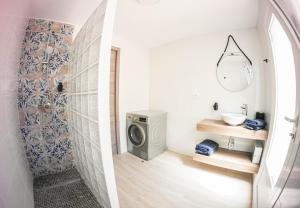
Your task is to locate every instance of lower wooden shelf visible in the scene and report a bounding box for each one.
[193,148,259,174]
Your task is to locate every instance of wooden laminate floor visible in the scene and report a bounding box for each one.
[113,151,252,208]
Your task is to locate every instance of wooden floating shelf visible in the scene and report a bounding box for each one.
[193,148,259,174]
[196,119,268,141]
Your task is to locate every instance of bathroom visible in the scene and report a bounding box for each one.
[1,0,300,208]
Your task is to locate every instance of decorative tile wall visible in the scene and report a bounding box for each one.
[18,18,74,177]
[69,1,112,207]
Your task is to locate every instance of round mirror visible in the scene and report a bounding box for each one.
[217,53,253,92]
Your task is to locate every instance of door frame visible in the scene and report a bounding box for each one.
[111,46,121,154]
[254,1,300,207]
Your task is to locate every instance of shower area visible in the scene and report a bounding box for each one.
[15,0,118,207]
[18,18,74,177]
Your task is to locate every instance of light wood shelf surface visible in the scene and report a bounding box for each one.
[196,119,268,141]
[193,148,259,174]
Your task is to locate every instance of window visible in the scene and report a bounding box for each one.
[266,15,296,186]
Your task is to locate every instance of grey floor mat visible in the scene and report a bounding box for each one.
[34,168,102,208]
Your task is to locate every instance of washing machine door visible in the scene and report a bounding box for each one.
[128,123,146,147]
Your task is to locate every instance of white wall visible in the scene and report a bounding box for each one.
[150,29,265,156]
[112,35,150,153]
[0,3,35,208]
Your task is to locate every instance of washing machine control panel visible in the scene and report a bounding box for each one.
[128,115,147,123]
[139,117,147,123]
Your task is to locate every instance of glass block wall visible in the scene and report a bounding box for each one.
[69,0,118,207]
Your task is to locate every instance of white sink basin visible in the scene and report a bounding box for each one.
[221,113,247,126]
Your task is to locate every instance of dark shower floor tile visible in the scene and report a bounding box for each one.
[34,168,102,208]
[34,168,81,189]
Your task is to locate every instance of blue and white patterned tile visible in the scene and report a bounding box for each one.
[39,94,51,107]
[47,158,64,173]
[57,107,68,117]
[20,46,31,63]
[46,139,71,162]
[20,127,31,143]
[56,121,69,136]
[25,142,47,170]
[26,19,34,32]
[52,109,68,124]
[44,139,57,157]
[57,154,74,170]
[42,126,56,144]
[21,56,40,75]
[18,94,27,109]
[41,111,53,126]
[62,139,72,153]
[49,32,65,49]
[48,49,70,76]
[41,62,48,73]
[40,78,50,92]
[28,32,49,51]
[60,24,74,36]
[23,30,32,44]
[39,79,51,104]
[34,19,51,32]
[25,127,43,144]
[28,95,41,109]
[19,87,40,109]
[53,93,68,108]
[20,79,37,98]
[24,111,40,126]
[27,18,51,34]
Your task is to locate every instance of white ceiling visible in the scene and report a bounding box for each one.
[114,0,259,47]
[24,0,258,47]
[29,0,103,34]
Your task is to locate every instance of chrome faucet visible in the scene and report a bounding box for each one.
[241,104,248,116]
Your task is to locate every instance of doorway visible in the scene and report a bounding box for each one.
[265,15,297,186]
[110,47,120,155]
[257,13,300,208]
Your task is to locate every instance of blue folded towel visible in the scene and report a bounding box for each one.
[245,119,266,131]
[196,150,210,156]
[245,125,265,131]
[195,139,219,156]
[245,119,266,127]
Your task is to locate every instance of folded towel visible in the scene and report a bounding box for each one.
[196,150,210,156]
[245,125,265,131]
[195,140,219,151]
[195,139,219,156]
[245,119,266,127]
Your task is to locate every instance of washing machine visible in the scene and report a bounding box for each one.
[126,110,167,160]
